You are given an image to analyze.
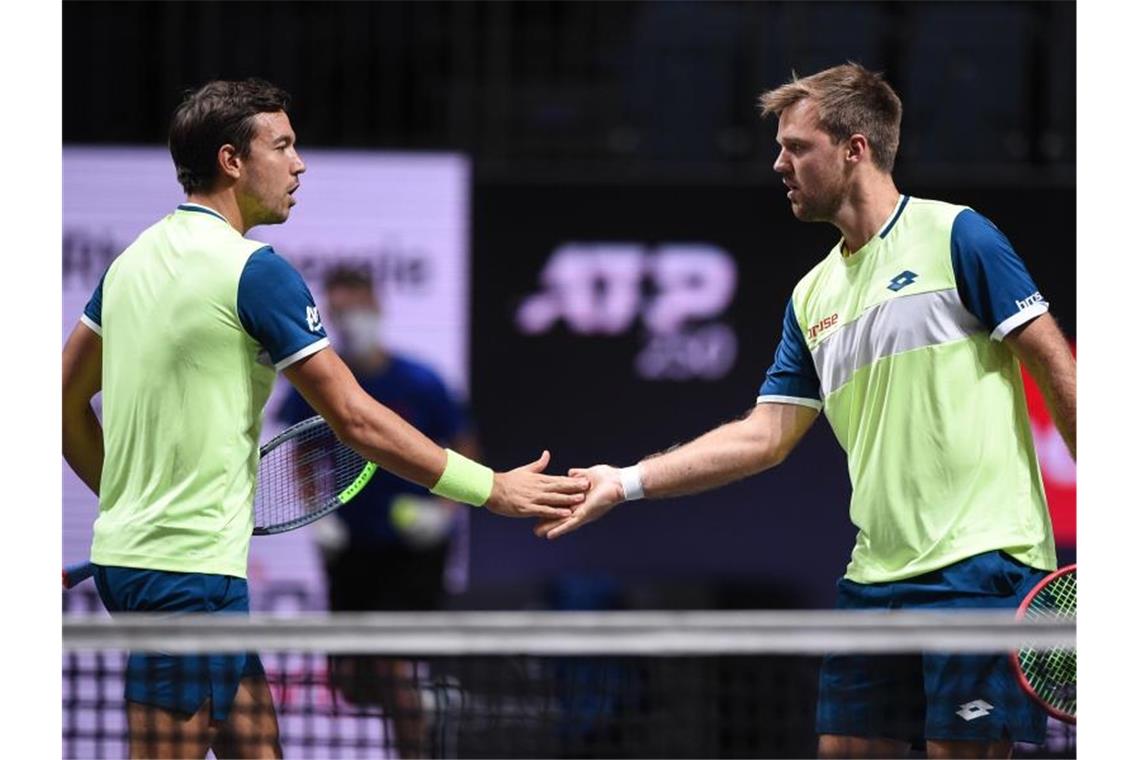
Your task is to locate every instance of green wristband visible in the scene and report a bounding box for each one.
[430,449,494,507]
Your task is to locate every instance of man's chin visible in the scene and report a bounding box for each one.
[247,210,290,230]
[266,208,291,225]
[790,201,827,223]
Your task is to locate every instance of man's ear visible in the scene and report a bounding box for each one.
[847,133,870,164]
[217,143,242,182]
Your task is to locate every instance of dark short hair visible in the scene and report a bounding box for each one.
[168,79,291,194]
[323,264,375,293]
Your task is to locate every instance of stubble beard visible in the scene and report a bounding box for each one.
[252,192,290,227]
[793,179,845,224]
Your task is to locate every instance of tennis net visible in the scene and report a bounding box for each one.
[63,611,1076,758]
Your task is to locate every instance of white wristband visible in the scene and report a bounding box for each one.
[619,464,645,501]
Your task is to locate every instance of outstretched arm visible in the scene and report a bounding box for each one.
[284,347,588,518]
[535,401,818,539]
[1006,313,1075,459]
[62,321,104,496]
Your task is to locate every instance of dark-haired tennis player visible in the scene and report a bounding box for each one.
[539,64,1075,760]
[61,78,588,759]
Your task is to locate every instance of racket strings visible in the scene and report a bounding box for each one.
[254,424,370,531]
[1017,570,1076,718]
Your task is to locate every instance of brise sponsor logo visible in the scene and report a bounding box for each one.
[808,313,839,340]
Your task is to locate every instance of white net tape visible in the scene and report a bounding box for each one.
[64,610,1075,655]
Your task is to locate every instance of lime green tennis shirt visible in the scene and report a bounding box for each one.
[757,196,1057,583]
[81,204,329,578]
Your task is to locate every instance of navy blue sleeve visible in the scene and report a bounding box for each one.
[237,247,329,368]
[757,299,822,409]
[951,209,1048,340]
[81,269,107,334]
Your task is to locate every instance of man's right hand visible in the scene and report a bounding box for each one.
[484,450,590,519]
[533,464,626,539]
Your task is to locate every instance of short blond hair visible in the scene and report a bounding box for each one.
[758,63,902,173]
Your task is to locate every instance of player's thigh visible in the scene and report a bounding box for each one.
[127,699,215,759]
[925,738,1012,759]
[212,675,282,760]
[902,552,1047,746]
[817,733,911,759]
[816,650,926,743]
[921,650,1045,745]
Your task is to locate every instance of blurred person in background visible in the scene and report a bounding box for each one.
[61,78,587,760]
[277,265,477,758]
[536,63,1075,760]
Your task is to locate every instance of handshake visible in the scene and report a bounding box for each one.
[483,451,637,540]
[431,403,807,537]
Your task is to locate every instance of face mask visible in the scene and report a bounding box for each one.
[335,309,382,359]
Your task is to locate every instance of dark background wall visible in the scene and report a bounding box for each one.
[63,1,1075,609]
[63,1,1076,179]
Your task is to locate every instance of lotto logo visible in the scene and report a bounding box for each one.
[887,270,919,292]
[955,699,994,721]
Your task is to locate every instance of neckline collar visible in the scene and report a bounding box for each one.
[876,194,909,240]
[177,202,230,225]
[839,194,909,265]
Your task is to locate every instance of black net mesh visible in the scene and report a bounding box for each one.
[63,647,1077,758]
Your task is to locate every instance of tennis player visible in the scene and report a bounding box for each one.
[61,78,588,759]
[537,64,1075,759]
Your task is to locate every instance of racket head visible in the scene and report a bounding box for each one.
[1009,564,1076,724]
[253,416,377,535]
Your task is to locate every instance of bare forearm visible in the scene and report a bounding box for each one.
[535,403,817,540]
[1008,315,1076,460]
[1029,351,1076,460]
[287,348,587,519]
[62,321,104,496]
[285,352,448,488]
[333,394,448,489]
[63,405,104,496]
[639,416,783,499]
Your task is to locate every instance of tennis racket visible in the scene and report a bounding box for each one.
[63,415,377,589]
[1010,564,1076,724]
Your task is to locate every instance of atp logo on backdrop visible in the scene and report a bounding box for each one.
[516,243,739,381]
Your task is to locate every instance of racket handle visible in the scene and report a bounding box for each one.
[63,562,96,590]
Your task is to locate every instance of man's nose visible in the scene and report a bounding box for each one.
[773,150,790,174]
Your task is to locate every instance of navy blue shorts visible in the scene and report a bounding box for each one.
[93,565,265,722]
[816,550,1049,745]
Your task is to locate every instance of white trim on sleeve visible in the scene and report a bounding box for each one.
[990,302,1049,342]
[79,314,102,337]
[755,394,823,411]
[274,337,330,370]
